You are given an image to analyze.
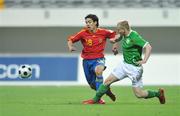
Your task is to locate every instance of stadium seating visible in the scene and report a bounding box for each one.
[3,0,180,8]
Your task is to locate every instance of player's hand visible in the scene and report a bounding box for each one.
[69,46,76,52]
[135,60,146,65]
[112,47,118,55]
[112,42,119,55]
[109,38,116,43]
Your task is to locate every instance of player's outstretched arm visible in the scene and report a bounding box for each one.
[110,34,122,55]
[109,34,123,44]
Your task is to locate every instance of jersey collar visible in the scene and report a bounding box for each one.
[85,28,99,34]
[126,30,133,37]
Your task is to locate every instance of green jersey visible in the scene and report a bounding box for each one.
[120,30,148,66]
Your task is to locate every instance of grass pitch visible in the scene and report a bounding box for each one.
[0,86,179,116]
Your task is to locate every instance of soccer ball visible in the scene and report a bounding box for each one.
[18,65,32,79]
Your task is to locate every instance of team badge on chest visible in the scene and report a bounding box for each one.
[99,38,103,43]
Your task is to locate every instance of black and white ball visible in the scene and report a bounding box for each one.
[18,65,32,79]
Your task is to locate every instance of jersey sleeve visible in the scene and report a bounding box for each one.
[133,33,148,48]
[67,30,84,43]
[105,29,116,39]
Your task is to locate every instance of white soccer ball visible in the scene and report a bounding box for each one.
[18,65,32,79]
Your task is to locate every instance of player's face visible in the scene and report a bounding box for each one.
[117,28,125,35]
[85,18,97,32]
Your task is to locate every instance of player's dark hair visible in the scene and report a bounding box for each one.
[85,14,99,27]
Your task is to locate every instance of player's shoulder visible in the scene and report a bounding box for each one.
[98,27,114,33]
[76,28,87,35]
[130,30,144,41]
[80,28,88,32]
[130,30,141,38]
[131,30,139,36]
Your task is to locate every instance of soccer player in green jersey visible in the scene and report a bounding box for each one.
[82,20,166,104]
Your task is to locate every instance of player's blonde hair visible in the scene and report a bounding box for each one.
[117,20,130,31]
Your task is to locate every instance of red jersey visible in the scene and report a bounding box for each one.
[68,28,116,59]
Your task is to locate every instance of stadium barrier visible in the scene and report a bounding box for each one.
[0,54,179,86]
[0,8,180,27]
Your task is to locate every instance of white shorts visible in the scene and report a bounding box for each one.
[111,60,143,88]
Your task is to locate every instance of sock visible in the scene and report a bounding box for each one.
[106,88,113,95]
[145,90,160,99]
[95,75,103,90]
[93,84,109,102]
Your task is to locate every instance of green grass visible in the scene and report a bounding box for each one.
[0,86,179,116]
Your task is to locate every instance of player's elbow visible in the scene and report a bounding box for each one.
[148,44,152,51]
[147,43,152,50]
[145,43,152,52]
[67,40,73,46]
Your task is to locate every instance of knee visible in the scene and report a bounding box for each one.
[95,68,103,76]
[104,74,118,86]
[104,78,113,86]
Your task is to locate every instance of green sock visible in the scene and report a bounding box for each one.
[93,84,109,102]
[145,90,160,99]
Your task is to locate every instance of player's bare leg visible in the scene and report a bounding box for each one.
[132,87,165,104]
[94,65,106,104]
[95,65,104,90]
[104,74,119,101]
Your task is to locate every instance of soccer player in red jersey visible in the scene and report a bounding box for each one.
[67,14,117,104]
